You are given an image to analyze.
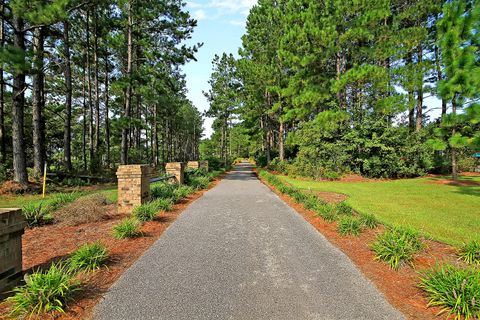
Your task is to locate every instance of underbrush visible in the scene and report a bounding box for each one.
[371,227,423,270]
[112,218,141,239]
[68,242,109,272]
[337,216,362,236]
[6,263,80,317]
[22,192,84,227]
[458,240,480,265]
[419,265,480,319]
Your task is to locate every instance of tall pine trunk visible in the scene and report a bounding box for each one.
[121,0,133,165]
[451,96,458,181]
[415,45,423,132]
[12,15,27,184]
[0,2,5,164]
[93,10,100,160]
[279,120,284,161]
[86,10,94,172]
[434,45,447,115]
[32,26,45,180]
[104,52,110,168]
[63,21,73,172]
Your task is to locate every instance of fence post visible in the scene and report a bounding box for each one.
[165,162,185,184]
[0,208,26,297]
[116,165,152,215]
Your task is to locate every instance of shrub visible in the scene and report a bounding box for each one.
[337,216,362,236]
[133,202,159,222]
[112,218,141,239]
[187,176,210,190]
[151,182,175,200]
[7,263,80,317]
[22,203,53,227]
[314,204,338,222]
[336,201,353,216]
[359,212,379,229]
[152,198,173,211]
[419,265,480,319]
[302,193,321,210]
[63,178,89,187]
[371,227,423,270]
[458,241,480,265]
[68,242,108,273]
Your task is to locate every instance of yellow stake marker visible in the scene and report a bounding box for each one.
[42,162,47,198]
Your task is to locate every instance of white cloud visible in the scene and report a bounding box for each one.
[228,20,245,26]
[209,0,257,15]
[187,0,257,19]
[193,9,207,20]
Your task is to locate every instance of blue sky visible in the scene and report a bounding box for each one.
[182,0,256,138]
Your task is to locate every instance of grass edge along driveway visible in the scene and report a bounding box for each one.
[279,175,480,246]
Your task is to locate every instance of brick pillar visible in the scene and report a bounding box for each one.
[199,160,209,172]
[187,161,200,170]
[116,165,152,215]
[0,208,26,297]
[165,162,185,184]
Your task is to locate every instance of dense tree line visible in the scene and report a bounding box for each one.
[0,0,203,185]
[203,0,479,179]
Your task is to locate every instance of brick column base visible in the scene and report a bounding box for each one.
[116,165,152,215]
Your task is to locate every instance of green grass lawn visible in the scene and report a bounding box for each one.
[279,175,480,246]
[0,186,117,209]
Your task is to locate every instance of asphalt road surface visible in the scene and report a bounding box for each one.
[94,163,404,320]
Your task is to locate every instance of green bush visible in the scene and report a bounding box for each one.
[151,182,176,200]
[133,202,159,222]
[419,265,480,319]
[187,176,210,190]
[6,263,80,317]
[63,178,89,187]
[22,203,54,227]
[359,212,379,229]
[371,227,423,270]
[68,242,108,273]
[314,203,338,222]
[302,193,322,210]
[336,201,353,216]
[152,198,173,211]
[112,218,141,239]
[337,216,362,236]
[458,241,480,265]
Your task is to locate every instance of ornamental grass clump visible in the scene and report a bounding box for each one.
[68,242,109,273]
[337,216,363,236]
[112,218,141,239]
[371,226,423,270]
[314,203,338,222]
[6,263,80,317]
[458,240,480,265]
[419,265,480,319]
[132,202,159,222]
[22,203,53,227]
[336,201,353,216]
[359,212,379,229]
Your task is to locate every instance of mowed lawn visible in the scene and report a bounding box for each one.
[279,175,480,246]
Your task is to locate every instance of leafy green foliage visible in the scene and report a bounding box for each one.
[133,202,160,222]
[419,265,480,319]
[458,241,480,265]
[68,242,108,273]
[314,204,338,223]
[371,227,423,270]
[112,218,141,239]
[152,198,173,212]
[337,216,362,236]
[336,202,353,216]
[6,263,80,317]
[22,203,53,227]
[187,176,210,190]
[359,213,379,229]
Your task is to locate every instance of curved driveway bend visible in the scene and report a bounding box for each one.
[94,163,404,320]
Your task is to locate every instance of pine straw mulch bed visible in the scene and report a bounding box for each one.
[0,175,225,320]
[256,170,462,320]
